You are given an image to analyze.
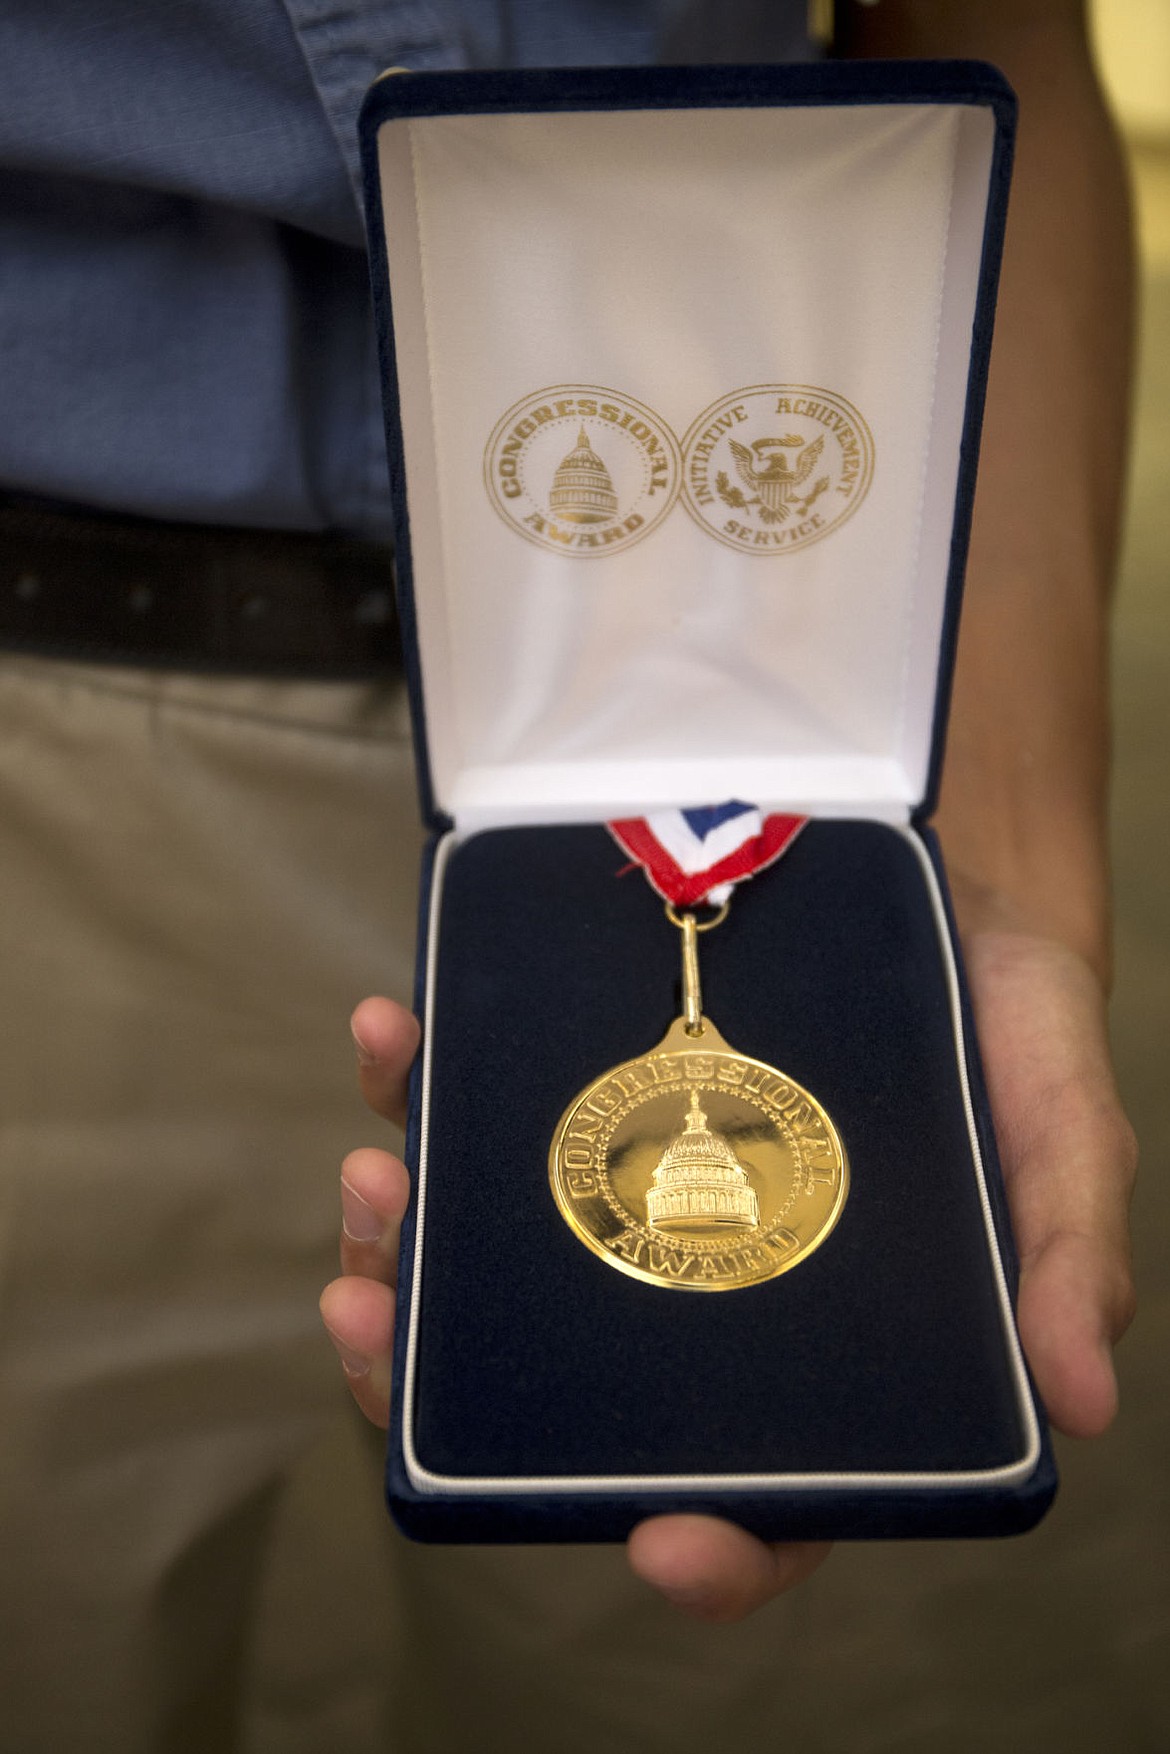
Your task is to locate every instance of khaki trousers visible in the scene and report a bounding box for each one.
[0,654,794,1754]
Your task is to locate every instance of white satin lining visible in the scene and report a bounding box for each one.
[377,101,996,826]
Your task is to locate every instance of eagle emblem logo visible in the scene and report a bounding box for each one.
[717,434,829,525]
[681,386,875,555]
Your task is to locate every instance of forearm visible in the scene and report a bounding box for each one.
[842,1,1135,984]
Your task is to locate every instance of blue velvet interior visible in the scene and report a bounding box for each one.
[410,819,1027,1483]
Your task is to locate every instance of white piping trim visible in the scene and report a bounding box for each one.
[401,825,1041,1499]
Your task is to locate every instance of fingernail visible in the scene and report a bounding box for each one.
[324,1327,372,1379]
[341,1179,383,1243]
[351,1022,378,1067]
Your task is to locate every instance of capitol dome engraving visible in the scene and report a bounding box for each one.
[645,1089,760,1234]
[548,427,619,524]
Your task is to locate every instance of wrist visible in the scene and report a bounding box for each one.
[936,810,1112,991]
[937,574,1114,986]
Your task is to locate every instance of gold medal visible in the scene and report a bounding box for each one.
[549,905,848,1291]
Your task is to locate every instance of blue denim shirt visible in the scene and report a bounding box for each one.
[0,3,811,536]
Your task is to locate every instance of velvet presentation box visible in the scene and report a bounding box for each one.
[359,62,1057,1543]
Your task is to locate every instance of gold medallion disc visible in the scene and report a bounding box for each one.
[549,1015,848,1291]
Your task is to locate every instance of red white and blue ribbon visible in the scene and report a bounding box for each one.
[609,801,806,909]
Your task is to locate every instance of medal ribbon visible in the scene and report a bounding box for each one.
[609,801,807,908]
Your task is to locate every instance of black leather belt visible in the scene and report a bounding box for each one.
[0,496,401,678]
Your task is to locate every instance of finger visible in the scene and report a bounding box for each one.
[964,930,1138,1439]
[1011,1098,1136,1438]
[351,996,420,1127]
[339,1147,411,1282]
[1017,1229,1134,1437]
[319,1275,396,1429]
[627,1516,830,1623]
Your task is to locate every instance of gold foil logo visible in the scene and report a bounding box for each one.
[681,385,875,554]
[484,385,681,557]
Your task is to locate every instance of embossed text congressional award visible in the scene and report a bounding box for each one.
[484,385,681,556]
[549,810,848,1291]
